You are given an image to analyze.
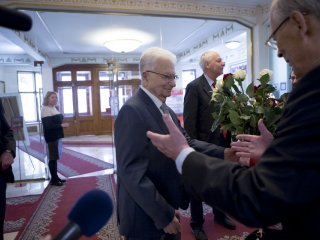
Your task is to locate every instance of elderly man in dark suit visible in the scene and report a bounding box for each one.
[183,51,235,240]
[114,47,237,240]
[147,0,320,239]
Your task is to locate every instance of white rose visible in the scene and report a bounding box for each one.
[233,69,246,81]
[214,80,224,92]
[260,69,273,78]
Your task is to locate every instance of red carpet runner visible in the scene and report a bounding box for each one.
[16,175,120,240]
[4,193,42,234]
[180,203,255,239]
[19,135,114,177]
[6,175,255,239]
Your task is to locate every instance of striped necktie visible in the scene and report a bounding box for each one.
[160,103,170,114]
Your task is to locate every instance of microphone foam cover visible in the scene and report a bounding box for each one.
[68,189,113,236]
[0,6,32,31]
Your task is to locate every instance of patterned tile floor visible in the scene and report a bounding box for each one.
[4,134,115,240]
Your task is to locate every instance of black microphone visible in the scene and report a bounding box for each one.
[53,189,113,240]
[0,6,32,31]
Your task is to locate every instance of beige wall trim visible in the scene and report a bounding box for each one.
[2,0,269,25]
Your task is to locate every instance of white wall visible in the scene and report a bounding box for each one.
[41,66,54,94]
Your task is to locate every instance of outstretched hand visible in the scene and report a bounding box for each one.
[231,119,274,163]
[146,114,189,160]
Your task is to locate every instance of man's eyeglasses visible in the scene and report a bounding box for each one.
[145,70,179,81]
[265,16,290,51]
[265,12,308,51]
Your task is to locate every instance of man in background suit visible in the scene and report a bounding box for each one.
[115,47,236,240]
[146,0,320,238]
[183,51,235,240]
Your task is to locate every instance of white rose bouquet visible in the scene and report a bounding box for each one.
[211,69,286,136]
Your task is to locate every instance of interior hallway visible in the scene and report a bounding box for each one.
[5,134,115,240]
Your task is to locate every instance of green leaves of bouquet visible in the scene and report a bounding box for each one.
[211,69,286,136]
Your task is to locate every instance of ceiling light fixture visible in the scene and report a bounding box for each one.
[103,39,142,53]
[224,41,240,49]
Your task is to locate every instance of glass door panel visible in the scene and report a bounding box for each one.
[100,86,111,115]
[57,86,74,117]
[118,85,133,110]
[77,86,92,116]
[99,71,112,81]
[20,93,37,122]
[76,71,91,81]
[56,71,72,82]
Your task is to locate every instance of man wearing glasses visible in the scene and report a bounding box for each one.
[147,0,320,239]
[115,47,237,240]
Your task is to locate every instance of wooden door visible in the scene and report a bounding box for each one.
[53,63,140,136]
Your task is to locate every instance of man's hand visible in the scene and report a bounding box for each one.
[231,119,274,163]
[0,151,14,170]
[163,210,181,234]
[224,148,239,162]
[146,114,189,160]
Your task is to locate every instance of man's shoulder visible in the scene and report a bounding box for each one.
[186,76,204,90]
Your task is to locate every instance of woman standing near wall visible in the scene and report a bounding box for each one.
[41,91,69,186]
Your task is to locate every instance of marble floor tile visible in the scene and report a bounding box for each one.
[6,134,115,198]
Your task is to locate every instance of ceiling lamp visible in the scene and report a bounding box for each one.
[224,41,240,49]
[103,39,142,53]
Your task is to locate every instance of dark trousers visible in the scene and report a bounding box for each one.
[0,176,7,240]
[190,196,225,229]
[190,197,204,229]
[48,160,59,181]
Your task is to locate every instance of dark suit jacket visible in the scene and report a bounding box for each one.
[181,66,320,240]
[184,74,229,146]
[114,89,224,238]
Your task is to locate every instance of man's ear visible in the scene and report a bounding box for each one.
[290,11,308,34]
[141,71,148,85]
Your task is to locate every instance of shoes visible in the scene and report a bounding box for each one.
[58,178,66,183]
[214,215,236,230]
[50,180,64,186]
[192,228,208,240]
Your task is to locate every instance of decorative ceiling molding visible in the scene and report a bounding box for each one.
[0,54,34,66]
[3,0,263,24]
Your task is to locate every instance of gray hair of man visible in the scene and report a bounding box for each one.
[199,51,219,71]
[270,0,320,23]
[139,47,177,73]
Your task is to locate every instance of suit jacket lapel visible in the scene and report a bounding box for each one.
[200,75,212,99]
[137,89,169,133]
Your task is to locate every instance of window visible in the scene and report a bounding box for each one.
[17,71,42,122]
[182,69,196,88]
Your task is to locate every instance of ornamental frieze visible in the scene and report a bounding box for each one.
[3,0,262,20]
